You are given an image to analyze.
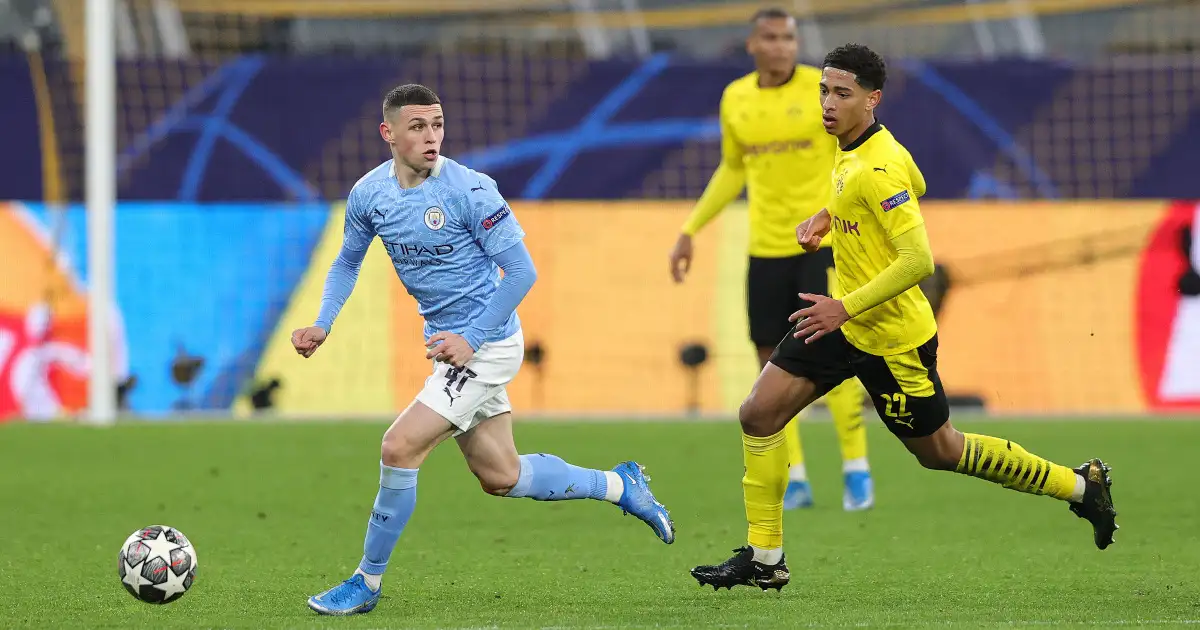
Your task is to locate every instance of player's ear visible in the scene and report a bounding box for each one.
[867,89,882,112]
[379,121,393,145]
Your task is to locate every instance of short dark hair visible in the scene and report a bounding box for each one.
[823,44,887,92]
[751,7,791,23]
[382,84,441,119]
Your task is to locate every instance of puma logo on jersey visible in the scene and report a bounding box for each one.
[873,166,888,173]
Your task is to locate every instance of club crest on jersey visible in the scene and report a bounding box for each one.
[482,204,511,231]
[880,190,911,212]
[835,171,846,197]
[424,206,445,230]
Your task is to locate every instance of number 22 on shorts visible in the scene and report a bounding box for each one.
[879,392,914,428]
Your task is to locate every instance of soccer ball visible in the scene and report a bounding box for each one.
[117,525,198,604]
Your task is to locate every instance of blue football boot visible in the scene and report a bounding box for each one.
[843,470,874,512]
[783,479,814,510]
[613,461,675,544]
[307,574,380,616]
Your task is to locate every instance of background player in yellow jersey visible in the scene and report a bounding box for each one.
[668,8,872,512]
[691,43,1119,591]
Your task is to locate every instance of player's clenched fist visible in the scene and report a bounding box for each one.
[795,209,831,253]
[292,326,328,358]
[425,331,474,368]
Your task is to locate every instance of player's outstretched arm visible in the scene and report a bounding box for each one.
[293,192,375,359]
[671,96,747,283]
[292,245,368,358]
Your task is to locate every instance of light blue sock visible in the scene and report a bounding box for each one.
[504,453,611,501]
[358,463,418,576]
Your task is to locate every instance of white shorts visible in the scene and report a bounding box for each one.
[415,329,524,435]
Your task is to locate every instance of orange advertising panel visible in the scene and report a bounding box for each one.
[254,199,1198,417]
[924,201,1170,413]
[387,201,726,414]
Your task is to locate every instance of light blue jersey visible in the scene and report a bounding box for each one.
[326,156,526,345]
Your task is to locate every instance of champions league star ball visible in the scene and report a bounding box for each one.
[117,525,198,604]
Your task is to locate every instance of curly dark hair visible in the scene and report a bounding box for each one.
[382,84,441,118]
[823,44,887,92]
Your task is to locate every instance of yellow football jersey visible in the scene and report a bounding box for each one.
[682,65,837,258]
[829,122,937,355]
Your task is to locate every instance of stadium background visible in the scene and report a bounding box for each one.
[1,0,1198,420]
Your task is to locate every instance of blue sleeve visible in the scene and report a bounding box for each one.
[342,187,376,253]
[314,246,366,333]
[465,179,525,257]
[461,241,537,350]
[314,190,375,332]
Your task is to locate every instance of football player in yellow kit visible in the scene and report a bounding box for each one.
[690,43,1118,592]
[670,8,871,512]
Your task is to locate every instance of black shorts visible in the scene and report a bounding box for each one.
[747,248,834,348]
[769,330,950,438]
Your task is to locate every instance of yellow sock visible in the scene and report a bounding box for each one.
[743,429,789,549]
[783,418,804,473]
[825,379,867,463]
[957,433,1079,501]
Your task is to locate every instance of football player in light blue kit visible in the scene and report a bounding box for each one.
[291,84,676,616]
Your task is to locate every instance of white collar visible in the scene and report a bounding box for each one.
[391,155,445,182]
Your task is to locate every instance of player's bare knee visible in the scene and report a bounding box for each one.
[914,450,956,471]
[380,431,421,468]
[908,439,960,471]
[738,396,778,437]
[477,466,520,496]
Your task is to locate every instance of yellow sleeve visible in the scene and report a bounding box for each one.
[841,224,935,318]
[905,149,927,198]
[680,92,746,236]
[863,158,924,240]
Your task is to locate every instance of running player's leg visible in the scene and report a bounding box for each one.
[691,330,856,591]
[800,249,872,510]
[309,331,526,616]
[455,409,674,543]
[307,400,455,616]
[748,255,812,508]
[851,336,1118,550]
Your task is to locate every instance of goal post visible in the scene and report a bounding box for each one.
[86,0,117,425]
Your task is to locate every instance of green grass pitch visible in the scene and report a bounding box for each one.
[2,417,1198,628]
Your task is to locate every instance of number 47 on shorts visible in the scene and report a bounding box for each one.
[443,366,478,407]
